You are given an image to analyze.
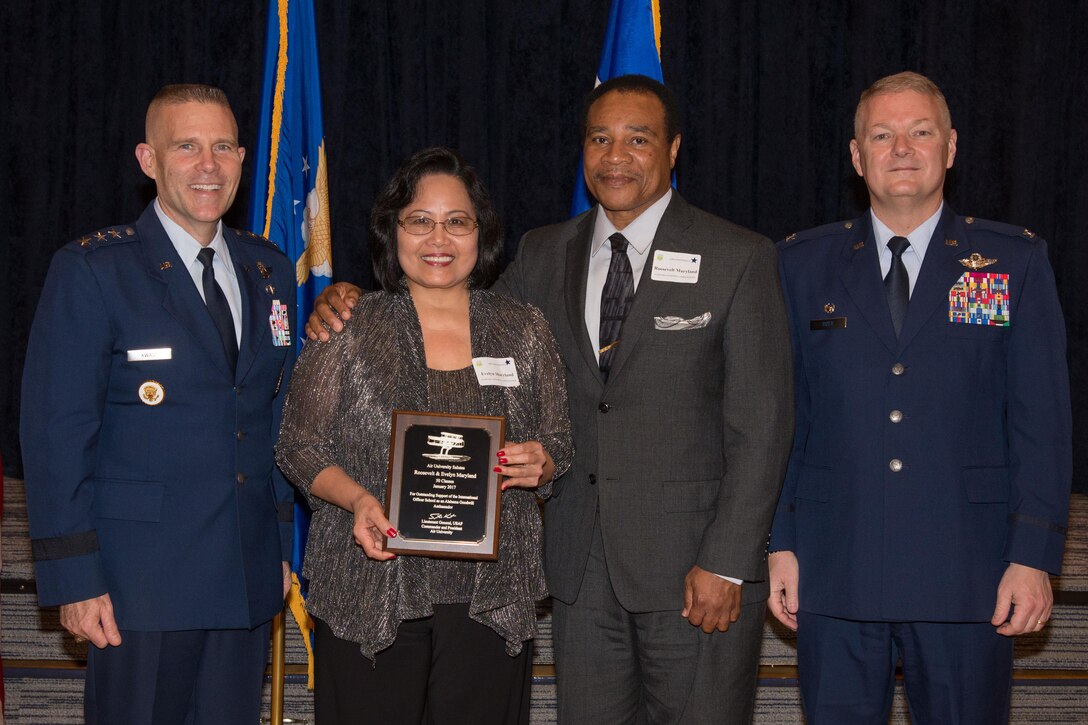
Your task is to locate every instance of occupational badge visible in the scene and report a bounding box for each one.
[138,380,165,406]
[949,272,1010,326]
[959,252,997,270]
[269,299,291,347]
[256,260,271,279]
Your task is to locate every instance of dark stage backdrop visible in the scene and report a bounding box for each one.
[2,1,1086,490]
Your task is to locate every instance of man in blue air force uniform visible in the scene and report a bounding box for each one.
[767,72,1071,723]
[21,84,296,725]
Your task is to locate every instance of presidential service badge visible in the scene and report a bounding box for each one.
[139,380,165,406]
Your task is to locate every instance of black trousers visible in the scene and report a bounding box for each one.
[313,604,533,725]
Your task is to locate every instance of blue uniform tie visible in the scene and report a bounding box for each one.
[885,236,911,337]
[599,232,634,380]
[197,247,238,372]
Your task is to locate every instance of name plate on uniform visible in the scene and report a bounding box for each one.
[385,410,506,560]
[810,317,847,331]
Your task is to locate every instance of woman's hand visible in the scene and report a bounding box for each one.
[348,488,398,561]
[494,441,555,491]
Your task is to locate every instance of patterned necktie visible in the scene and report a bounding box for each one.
[599,232,634,379]
[885,236,911,337]
[197,247,238,372]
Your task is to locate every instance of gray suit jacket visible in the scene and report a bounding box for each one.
[497,193,793,611]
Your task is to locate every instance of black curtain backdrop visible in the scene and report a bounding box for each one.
[2,1,1086,489]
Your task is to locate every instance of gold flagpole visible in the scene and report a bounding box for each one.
[270,610,287,724]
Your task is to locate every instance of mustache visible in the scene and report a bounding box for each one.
[593,168,640,182]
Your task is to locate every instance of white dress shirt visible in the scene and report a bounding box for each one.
[584,189,672,359]
[154,199,243,346]
[871,204,943,298]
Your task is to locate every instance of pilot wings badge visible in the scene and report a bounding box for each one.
[959,252,997,270]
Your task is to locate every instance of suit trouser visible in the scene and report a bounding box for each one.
[796,612,1014,724]
[84,622,271,725]
[552,519,764,725]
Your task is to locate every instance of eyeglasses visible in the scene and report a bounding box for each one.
[397,216,479,236]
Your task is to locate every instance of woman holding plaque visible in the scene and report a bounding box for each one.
[276,147,572,724]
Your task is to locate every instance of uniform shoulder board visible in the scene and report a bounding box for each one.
[71,225,138,252]
[781,219,859,246]
[962,216,1041,243]
[235,228,287,254]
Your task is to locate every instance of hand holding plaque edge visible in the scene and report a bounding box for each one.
[349,487,398,561]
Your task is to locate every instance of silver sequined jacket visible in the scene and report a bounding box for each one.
[275,288,573,659]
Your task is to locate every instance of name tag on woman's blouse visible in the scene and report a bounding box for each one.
[472,357,521,387]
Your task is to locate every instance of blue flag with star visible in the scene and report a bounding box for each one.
[570,0,668,216]
[248,0,329,687]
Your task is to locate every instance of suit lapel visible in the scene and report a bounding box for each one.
[604,195,691,385]
[897,207,970,351]
[136,205,234,380]
[564,210,603,383]
[839,214,900,354]
[228,230,273,383]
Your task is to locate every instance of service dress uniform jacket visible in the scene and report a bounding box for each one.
[21,203,296,632]
[770,207,1071,622]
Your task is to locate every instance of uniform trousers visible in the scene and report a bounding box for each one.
[313,603,533,725]
[84,622,272,725]
[796,611,1014,724]
[552,520,764,724]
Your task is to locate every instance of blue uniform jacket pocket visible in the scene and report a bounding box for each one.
[795,464,832,502]
[93,479,165,522]
[963,466,1010,503]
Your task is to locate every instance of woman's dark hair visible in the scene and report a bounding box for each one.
[369,147,502,292]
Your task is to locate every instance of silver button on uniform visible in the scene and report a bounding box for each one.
[889,410,903,423]
[889,459,903,473]
[892,363,905,375]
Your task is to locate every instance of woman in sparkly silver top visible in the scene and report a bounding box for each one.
[276,147,573,724]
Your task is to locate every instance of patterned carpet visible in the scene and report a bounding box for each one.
[4,477,1087,723]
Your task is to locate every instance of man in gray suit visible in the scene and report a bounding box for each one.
[308,75,793,723]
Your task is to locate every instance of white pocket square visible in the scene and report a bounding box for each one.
[654,312,711,330]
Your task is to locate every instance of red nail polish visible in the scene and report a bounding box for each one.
[501,484,508,491]
[386,528,398,538]
[493,466,503,473]
[499,458,509,464]
[497,450,506,457]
